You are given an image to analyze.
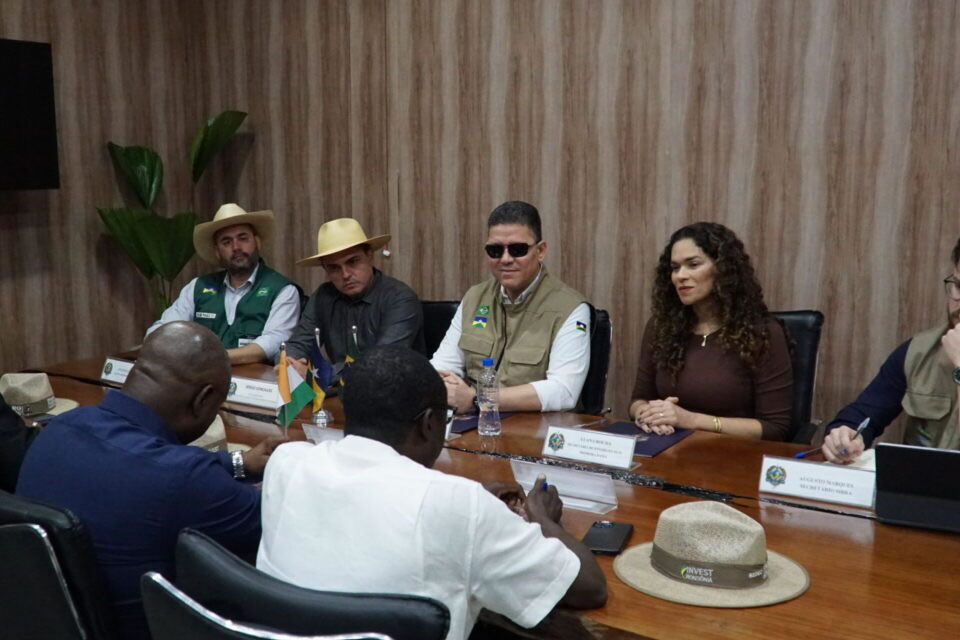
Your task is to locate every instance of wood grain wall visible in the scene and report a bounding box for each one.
[2,0,959,429]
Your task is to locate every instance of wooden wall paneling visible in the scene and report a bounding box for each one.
[3,1,960,432]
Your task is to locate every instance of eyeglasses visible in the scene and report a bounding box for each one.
[484,243,536,259]
[944,277,960,301]
[413,406,457,427]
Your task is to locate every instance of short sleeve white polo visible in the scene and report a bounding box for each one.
[257,437,580,640]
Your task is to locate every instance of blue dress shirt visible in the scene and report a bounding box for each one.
[17,390,261,640]
[824,339,911,447]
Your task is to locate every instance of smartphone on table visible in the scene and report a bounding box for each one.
[581,520,633,555]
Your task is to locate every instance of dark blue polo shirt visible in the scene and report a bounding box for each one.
[17,390,261,640]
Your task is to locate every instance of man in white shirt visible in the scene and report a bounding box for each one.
[146,203,300,365]
[431,201,591,413]
[257,346,606,640]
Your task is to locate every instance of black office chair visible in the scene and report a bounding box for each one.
[142,572,393,640]
[579,305,613,416]
[174,529,450,640]
[0,490,117,640]
[421,300,459,359]
[772,310,825,444]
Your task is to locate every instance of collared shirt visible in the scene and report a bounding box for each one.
[146,263,300,360]
[824,339,911,447]
[284,269,424,363]
[16,390,261,640]
[430,300,591,412]
[257,436,579,640]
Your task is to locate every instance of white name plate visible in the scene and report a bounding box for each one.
[100,358,134,385]
[759,455,876,508]
[542,426,636,470]
[227,377,281,410]
[510,459,618,514]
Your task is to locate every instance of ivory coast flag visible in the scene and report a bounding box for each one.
[276,350,315,428]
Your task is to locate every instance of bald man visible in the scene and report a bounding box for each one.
[17,322,286,640]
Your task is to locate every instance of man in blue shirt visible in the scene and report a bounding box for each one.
[824,238,960,462]
[17,322,286,639]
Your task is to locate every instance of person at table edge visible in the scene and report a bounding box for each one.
[823,236,960,463]
[629,222,793,440]
[430,201,591,413]
[257,346,606,640]
[284,217,424,378]
[146,203,300,365]
[17,322,286,640]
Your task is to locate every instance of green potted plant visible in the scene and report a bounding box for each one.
[98,110,247,315]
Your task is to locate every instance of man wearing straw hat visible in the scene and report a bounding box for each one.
[284,218,424,376]
[146,203,301,365]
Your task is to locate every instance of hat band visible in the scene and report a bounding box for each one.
[650,543,768,590]
[10,395,57,418]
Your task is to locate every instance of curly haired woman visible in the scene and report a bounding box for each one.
[629,222,793,440]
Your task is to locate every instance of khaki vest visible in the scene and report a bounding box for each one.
[458,271,585,387]
[903,324,960,450]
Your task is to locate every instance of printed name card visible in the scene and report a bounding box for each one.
[542,426,636,470]
[510,459,618,515]
[759,455,876,508]
[226,377,281,410]
[100,358,134,385]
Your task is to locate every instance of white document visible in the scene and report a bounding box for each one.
[510,459,618,515]
[759,455,876,508]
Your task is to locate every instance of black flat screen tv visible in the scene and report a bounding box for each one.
[0,38,60,190]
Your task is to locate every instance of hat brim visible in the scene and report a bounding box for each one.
[296,234,391,267]
[613,542,810,608]
[43,398,79,417]
[193,211,276,264]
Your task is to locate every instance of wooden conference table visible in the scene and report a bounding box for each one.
[34,358,960,640]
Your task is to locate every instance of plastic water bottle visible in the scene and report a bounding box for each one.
[477,357,502,436]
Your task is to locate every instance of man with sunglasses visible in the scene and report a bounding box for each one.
[257,346,606,640]
[823,237,960,463]
[431,201,591,413]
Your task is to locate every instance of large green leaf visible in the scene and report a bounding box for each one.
[134,211,198,280]
[189,110,247,182]
[107,143,164,208]
[98,207,157,279]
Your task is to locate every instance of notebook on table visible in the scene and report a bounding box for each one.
[875,443,960,534]
[594,421,694,457]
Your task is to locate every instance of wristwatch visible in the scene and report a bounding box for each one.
[953,368,960,385]
[231,450,246,480]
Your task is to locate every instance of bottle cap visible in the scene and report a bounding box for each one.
[482,357,494,367]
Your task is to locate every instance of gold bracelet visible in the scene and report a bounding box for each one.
[713,416,723,433]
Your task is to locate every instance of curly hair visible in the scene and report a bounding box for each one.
[651,222,773,375]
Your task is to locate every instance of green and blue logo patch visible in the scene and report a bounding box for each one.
[476,304,490,315]
[201,286,218,295]
[256,287,270,297]
[472,316,488,329]
[575,321,588,333]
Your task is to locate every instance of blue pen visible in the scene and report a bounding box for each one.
[794,417,870,459]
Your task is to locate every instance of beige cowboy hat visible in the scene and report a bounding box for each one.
[613,500,809,608]
[297,218,390,267]
[193,203,276,264]
[0,373,79,418]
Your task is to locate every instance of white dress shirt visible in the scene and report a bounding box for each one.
[145,264,300,360]
[257,437,580,640]
[430,299,592,412]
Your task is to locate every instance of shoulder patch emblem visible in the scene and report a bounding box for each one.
[472,316,488,329]
[575,321,588,333]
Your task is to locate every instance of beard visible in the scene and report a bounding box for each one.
[223,249,259,276]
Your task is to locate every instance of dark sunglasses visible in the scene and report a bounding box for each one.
[484,243,536,259]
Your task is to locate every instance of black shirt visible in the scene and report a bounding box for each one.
[286,269,424,363]
[0,394,36,492]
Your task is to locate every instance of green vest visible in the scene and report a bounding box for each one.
[192,262,294,349]
[458,271,585,387]
[903,323,960,450]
